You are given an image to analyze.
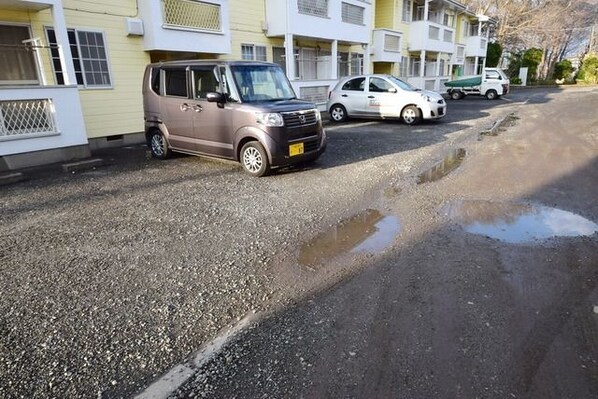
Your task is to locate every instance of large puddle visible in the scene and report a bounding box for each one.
[299,209,401,268]
[447,200,598,244]
[418,149,466,184]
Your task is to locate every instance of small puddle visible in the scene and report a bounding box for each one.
[299,209,401,268]
[447,200,598,244]
[417,149,466,184]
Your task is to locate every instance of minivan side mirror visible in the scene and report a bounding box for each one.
[206,92,225,103]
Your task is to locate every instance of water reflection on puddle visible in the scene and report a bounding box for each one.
[299,209,401,268]
[447,200,598,244]
[418,149,466,184]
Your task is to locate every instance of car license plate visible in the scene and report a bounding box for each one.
[289,143,304,156]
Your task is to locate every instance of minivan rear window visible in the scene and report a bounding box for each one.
[164,69,187,97]
[151,68,160,95]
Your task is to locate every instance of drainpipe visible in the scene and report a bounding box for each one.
[285,33,295,80]
[363,43,371,74]
[420,50,426,88]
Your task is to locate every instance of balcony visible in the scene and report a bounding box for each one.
[408,21,455,54]
[0,0,89,168]
[371,29,403,63]
[465,35,488,57]
[265,0,372,43]
[138,0,231,54]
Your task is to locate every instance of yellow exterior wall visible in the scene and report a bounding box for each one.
[1,1,148,138]
[375,0,395,29]
[227,0,275,61]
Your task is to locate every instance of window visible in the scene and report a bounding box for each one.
[342,3,364,25]
[369,77,393,93]
[272,47,286,70]
[0,25,38,85]
[384,34,400,52]
[46,28,111,88]
[402,0,411,22]
[443,13,454,27]
[241,44,267,61]
[164,69,187,97]
[485,70,501,80]
[151,68,160,94]
[192,66,220,99]
[341,77,365,91]
[297,0,328,18]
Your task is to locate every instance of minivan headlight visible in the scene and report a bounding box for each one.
[256,112,284,127]
[315,109,321,122]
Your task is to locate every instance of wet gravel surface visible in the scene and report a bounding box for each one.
[0,89,554,398]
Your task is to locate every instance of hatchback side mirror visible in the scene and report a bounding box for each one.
[388,87,397,93]
[206,92,225,103]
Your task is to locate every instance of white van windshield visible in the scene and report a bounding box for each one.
[231,65,296,102]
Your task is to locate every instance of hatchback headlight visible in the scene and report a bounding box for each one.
[420,93,433,102]
[256,112,284,127]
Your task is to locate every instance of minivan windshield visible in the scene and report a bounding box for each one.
[231,65,296,103]
[388,76,417,92]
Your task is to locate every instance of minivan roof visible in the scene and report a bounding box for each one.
[147,59,279,68]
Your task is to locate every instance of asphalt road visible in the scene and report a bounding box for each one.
[168,86,598,399]
[1,87,596,398]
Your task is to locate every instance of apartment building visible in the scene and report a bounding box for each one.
[0,0,490,170]
[373,0,492,92]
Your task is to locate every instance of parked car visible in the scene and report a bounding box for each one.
[326,74,446,125]
[445,68,510,100]
[142,60,327,177]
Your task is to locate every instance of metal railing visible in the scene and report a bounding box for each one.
[0,99,58,138]
[162,0,222,31]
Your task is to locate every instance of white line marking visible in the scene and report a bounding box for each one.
[134,312,258,399]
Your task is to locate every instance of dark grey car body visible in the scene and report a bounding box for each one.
[142,60,326,176]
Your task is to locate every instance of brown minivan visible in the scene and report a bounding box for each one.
[142,60,327,176]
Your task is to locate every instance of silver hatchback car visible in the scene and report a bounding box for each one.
[327,74,446,125]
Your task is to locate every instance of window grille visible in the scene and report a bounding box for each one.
[402,0,411,22]
[0,99,57,138]
[299,86,328,104]
[443,29,453,42]
[297,0,328,18]
[342,3,364,25]
[429,26,440,40]
[480,38,487,50]
[163,0,221,31]
[384,34,400,52]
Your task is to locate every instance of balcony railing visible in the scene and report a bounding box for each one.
[162,0,222,31]
[0,99,58,139]
[298,0,328,18]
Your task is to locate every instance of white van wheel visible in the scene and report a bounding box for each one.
[241,141,270,177]
[486,89,498,100]
[401,105,421,125]
[149,131,170,159]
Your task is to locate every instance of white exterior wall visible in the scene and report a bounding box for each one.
[0,86,87,155]
[138,0,231,54]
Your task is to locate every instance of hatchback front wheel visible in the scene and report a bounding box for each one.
[401,105,421,125]
[329,104,348,123]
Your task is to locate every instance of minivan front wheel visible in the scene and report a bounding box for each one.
[329,104,347,123]
[149,130,170,159]
[240,141,270,177]
[401,105,421,125]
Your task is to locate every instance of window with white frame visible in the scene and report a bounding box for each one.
[443,13,454,28]
[402,0,411,22]
[0,24,39,85]
[342,2,364,25]
[297,0,328,18]
[46,27,111,87]
[384,34,401,52]
[241,44,267,61]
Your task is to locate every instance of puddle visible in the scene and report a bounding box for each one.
[417,149,466,184]
[299,209,401,268]
[447,200,598,244]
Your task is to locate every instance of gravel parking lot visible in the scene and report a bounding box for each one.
[1,91,535,398]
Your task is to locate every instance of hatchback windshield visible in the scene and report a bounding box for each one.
[231,65,296,102]
[388,76,417,91]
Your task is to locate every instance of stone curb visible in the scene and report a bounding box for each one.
[61,158,104,173]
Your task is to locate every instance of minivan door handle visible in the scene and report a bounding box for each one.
[180,103,191,112]
[192,104,203,113]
